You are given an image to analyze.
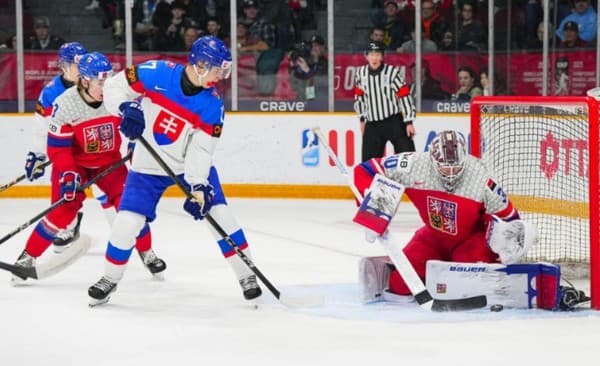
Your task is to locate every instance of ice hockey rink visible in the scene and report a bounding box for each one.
[0,197,598,366]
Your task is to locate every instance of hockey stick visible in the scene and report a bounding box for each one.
[0,152,131,248]
[312,127,487,312]
[137,136,322,308]
[0,160,52,193]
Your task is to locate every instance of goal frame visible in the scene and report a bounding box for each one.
[470,96,599,310]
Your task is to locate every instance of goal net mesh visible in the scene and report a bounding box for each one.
[475,102,591,277]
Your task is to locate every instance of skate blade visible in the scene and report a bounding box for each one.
[88,296,111,307]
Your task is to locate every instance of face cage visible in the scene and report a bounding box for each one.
[434,162,465,192]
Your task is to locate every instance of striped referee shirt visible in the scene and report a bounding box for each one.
[353,63,416,123]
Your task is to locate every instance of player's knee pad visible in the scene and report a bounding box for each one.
[109,210,146,249]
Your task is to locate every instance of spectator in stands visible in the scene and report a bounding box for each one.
[154,0,188,51]
[456,2,487,52]
[559,20,588,48]
[27,16,65,50]
[181,25,203,51]
[97,0,126,50]
[289,0,318,41]
[522,20,558,50]
[369,26,386,44]
[0,34,16,50]
[289,35,327,101]
[239,0,277,48]
[479,69,510,96]
[370,0,408,51]
[259,0,294,49]
[421,0,447,47]
[556,0,597,43]
[452,65,482,102]
[397,30,438,53]
[179,0,208,28]
[409,60,450,101]
[438,30,455,51]
[237,21,269,52]
[132,0,164,51]
[206,16,229,45]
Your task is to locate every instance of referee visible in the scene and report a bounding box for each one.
[354,41,416,162]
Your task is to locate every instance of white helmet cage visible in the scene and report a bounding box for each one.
[429,130,467,191]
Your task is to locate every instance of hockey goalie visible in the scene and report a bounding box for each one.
[354,130,589,310]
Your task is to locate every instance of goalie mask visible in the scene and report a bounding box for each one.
[429,130,466,192]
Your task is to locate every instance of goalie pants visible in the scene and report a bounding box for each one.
[25,163,151,257]
[388,226,499,295]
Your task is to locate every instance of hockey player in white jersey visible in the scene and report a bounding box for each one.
[11,52,166,285]
[88,36,262,306]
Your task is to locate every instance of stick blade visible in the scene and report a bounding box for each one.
[278,293,324,308]
[431,295,488,312]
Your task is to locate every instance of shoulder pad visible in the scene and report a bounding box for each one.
[381,152,416,174]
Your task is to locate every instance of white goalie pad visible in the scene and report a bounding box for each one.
[486,217,538,264]
[358,256,394,303]
[425,260,562,309]
[353,174,405,236]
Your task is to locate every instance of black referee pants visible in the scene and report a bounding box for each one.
[361,114,415,162]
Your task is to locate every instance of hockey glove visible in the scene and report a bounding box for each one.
[183,183,214,220]
[59,171,81,201]
[24,152,47,181]
[119,101,145,139]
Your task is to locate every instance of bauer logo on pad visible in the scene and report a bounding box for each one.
[353,174,405,235]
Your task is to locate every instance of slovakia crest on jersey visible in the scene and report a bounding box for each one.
[427,196,458,235]
[153,110,186,145]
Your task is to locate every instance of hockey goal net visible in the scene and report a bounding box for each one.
[470,96,599,310]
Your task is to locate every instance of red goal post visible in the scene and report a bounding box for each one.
[470,96,599,310]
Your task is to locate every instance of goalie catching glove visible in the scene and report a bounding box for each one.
[183,183,214,220]
[59,171,81,201]
[486,216,538,264]
[25,152,47,181]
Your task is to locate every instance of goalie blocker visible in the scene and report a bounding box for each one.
[359,257,589,310]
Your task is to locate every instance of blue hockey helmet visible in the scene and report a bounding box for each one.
[189,36,232,78]
[78,52,113,80]
[58,42,87,64]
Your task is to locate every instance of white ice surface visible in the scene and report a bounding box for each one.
[0,198,598,366]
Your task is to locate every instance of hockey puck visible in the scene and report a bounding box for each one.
[490,304,504,312]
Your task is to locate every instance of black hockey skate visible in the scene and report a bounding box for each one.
[53,212,83,253]
[138,249,166,278]
[239,275,262,300]
[559,285,590,310]
[10,250,35,286]
[88,276,118,307]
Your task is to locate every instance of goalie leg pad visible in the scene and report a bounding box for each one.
[358,256,394,303]
[426,260,561,309]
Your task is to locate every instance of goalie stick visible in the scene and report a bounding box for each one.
[137,136,322,308]
[0,152,131,247]
[312,126,487,312]
[0,160,52,193]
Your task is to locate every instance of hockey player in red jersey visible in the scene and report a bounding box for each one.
[11,52,165,285]
[354,130,522,295]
